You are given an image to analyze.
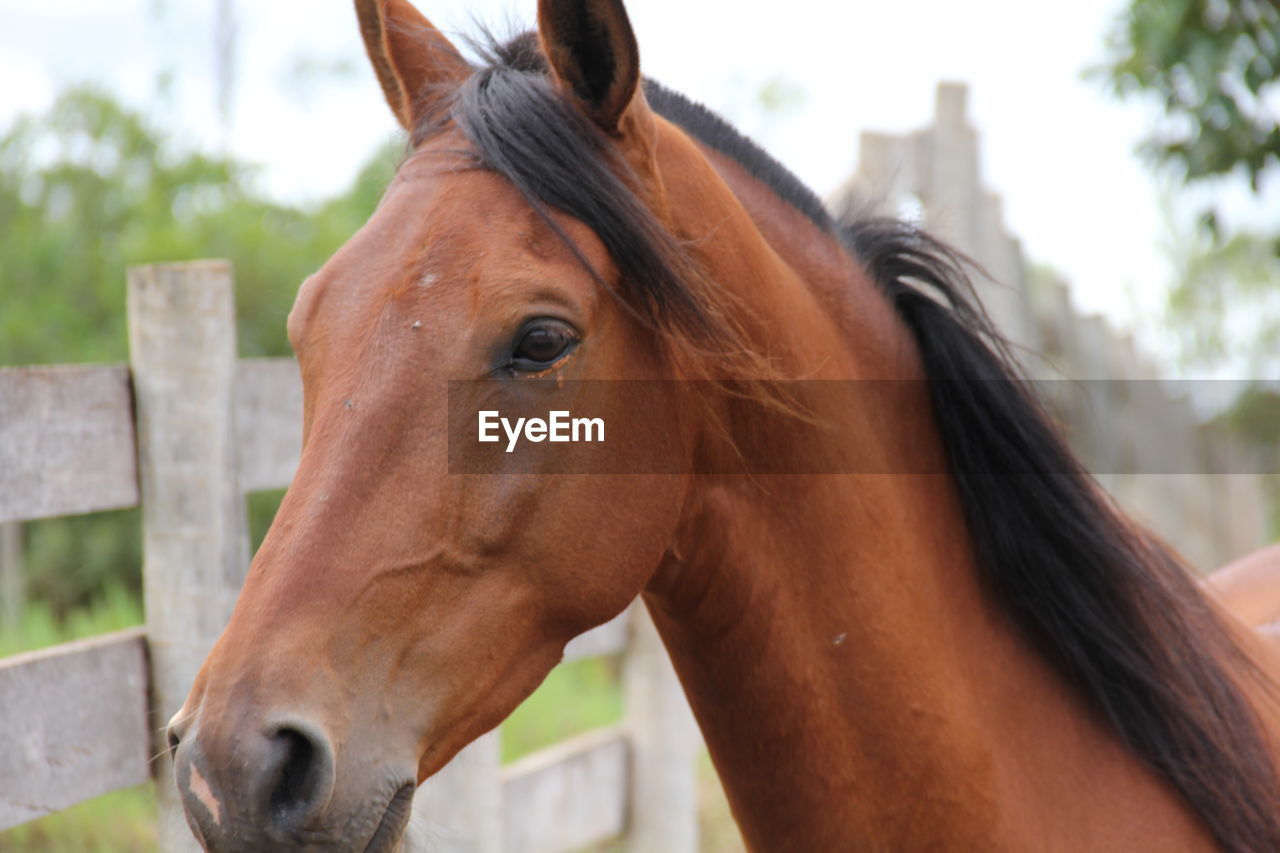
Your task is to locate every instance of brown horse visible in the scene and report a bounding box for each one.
[1207,544,1280,651]
[166,0,1280,849]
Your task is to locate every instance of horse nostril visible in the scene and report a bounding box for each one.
[263,724,335,829]
[166,714,190,761]
[167,728,181,760]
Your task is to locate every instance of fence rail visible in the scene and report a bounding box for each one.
[0,364,137,523]
[0,261,697,852]
[0,628,149,828]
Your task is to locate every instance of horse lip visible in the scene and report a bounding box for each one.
[361,782,416,853]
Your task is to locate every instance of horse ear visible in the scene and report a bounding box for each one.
[537,0,641,134]
[355,0,470,131]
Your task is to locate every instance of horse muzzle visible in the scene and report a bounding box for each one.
[168,714,416,852]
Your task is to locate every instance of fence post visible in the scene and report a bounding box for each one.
[128,261,250,853]
[412,730,504,853]
[624,606,699,853]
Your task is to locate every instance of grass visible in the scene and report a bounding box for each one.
[0,581,142,659]
[0,785,156,853]
[0,588,740,851]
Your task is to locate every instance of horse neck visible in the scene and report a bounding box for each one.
[643,147,1215,850]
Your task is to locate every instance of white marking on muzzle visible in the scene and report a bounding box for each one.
[188,763,222,826]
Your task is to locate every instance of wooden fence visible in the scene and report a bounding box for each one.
[0,261,699,852]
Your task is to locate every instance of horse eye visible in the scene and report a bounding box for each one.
[510,320,578,370]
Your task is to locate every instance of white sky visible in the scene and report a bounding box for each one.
[0,0,1238,361]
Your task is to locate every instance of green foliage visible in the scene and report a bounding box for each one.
[0,579,142,657]
[0,85,400,366]
[247,489,289,553]
[1101,0,1279,188]
[1161,215,1280,373]
[0,86,400,616]
[1226,384,1280,446]
[17,511,143,624]
[501,657,624,762]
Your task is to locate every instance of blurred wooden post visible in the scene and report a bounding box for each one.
[128,261,250,853]
[413,730,504,853]
[0,523,22,636]
[625,606,699,853]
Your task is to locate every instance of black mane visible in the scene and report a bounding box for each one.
[436,31,1280,852]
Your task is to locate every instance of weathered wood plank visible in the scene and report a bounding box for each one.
[0,356,305,521]
[501,726,629,853]
[624,606,700,853]
[0,364,138,523]
[0,628,150,830]
[410,731,503,853]
[235,358,303,493]
[129,261,250,853]
[562,608,629,663]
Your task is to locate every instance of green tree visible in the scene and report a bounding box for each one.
[0,86,399,366]
[1100,1,1279,371]
[1158,204,1279,374]
[0,86,400,616]
[1102,0,1279,188]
